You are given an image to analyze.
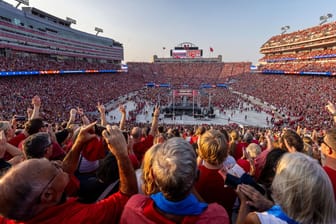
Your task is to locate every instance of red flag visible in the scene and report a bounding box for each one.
[210,47,214,52]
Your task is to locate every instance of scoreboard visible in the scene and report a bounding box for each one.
[171,49,203,59]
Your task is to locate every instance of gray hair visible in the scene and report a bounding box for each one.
[151,137,197,201]
[272,153,336,223]
[246,143,261,159]
[23,132,51,159]
[0,159,54,220]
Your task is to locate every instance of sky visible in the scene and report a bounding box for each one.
[5,0,336,65]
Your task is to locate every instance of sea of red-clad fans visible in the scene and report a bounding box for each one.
[259,21,336,74]
[0,57,334,131]
[0,57,336,223]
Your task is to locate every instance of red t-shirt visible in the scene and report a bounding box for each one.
[236,159,251,173]
[233,142,248,160]
[7,191,130,224]
[323,166,336,200]
[194,165,237,219]
[120,194,230,224]
[133,135,154,162]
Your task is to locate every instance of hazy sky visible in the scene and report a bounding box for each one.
[5,0,335,64]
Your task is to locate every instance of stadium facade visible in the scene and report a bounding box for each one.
[0,0,123,64]
[259,21,336,76]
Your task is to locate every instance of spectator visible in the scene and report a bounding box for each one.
[120,137,230,223]
[236,153,336,223]
[0,123,137,223]
[280,129,304,152]
[131,105,160,162]
[320,128,336,199]
[195,129,237,221]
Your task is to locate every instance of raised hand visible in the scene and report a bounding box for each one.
[119,104,126,114]
[102,125,128,157]
[97,102,106,114]
[326,101,336,115]
[153,104,160,117]
[75,122,97,145]
[31,95,41,107]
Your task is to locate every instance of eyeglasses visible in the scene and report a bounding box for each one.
[36,162,62,202]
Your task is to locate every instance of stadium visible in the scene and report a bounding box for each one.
[0,0,336,223]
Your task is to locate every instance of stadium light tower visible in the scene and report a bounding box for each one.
[320,13,333,25]
[281,25,290,34]
[95,27,103,36]
[15,0,29,8]
[66,17,77,25]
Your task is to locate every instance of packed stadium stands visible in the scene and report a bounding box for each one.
[259,21,336,75]
[1,1,336,224]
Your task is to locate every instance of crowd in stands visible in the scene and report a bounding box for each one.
[259,21,336,74]
[0,60,336,222]
[261,21,336,50]
[127,62,251,89]
[0,54,119,72]
[0,90,336,223]
[231,73,335,130]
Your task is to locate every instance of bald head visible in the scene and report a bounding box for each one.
[131,127,142,140]
[0,159,61,220]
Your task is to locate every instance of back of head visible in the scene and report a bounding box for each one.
[272,153,336,223]
[281,129,304,152]
[0,121,10,133]
[151,137,196,201]
[131,127,142,140]
[141,144,161,195]
[198,129,228,165]
[195,126,206,136]
[243,132,253,144]
[230,130,239,141]
[23,132,51,159]
[258,148,286,196]
[246,143,261,159]
[96,153,119,184]
[25,118,44,135]
[0,159,54,220]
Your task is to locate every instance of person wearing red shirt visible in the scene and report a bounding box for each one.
[120,137,230,224]
[195,130,236,221]
[320,128,336,200]
[0,123,137,223]
[131,105,160,162]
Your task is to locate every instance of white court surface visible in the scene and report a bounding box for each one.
[106,101,272,128]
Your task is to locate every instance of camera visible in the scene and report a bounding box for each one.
[94,124,106,136]
[225,173,266,195]
[14,115,26,121]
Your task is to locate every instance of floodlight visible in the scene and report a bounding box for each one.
[15,0,29,8]
[95,27,103,36]
[66,17,77,25]
[320,13,333,25]
[281,25,290,34]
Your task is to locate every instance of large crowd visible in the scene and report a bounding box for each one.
[259,21,336,74]
[0,59,336,223]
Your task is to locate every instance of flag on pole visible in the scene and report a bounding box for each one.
[210,47,214,52]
